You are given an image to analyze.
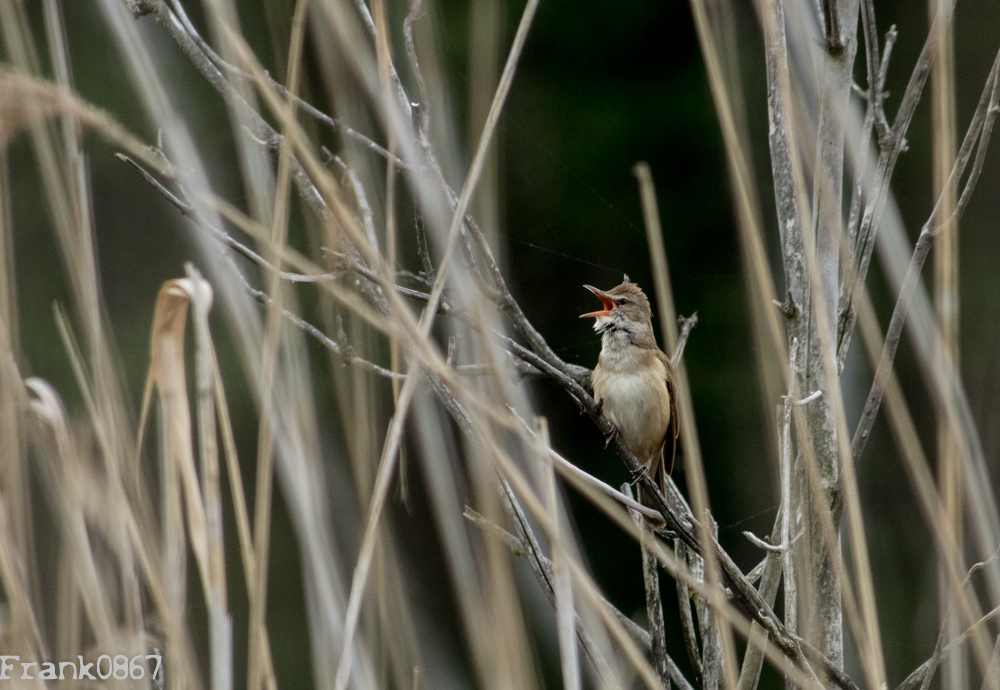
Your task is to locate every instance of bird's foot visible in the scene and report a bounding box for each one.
[629,463,650,486]
[652,524,677,539]
[594,397,604,415]
[603,424,619,449]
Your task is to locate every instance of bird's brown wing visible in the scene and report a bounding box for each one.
[657,349,679,478]
[639,349,678,511]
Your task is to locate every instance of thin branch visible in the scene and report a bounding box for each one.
[118,153,341,284]
[735,513,784,690]
[330,155,380,252]
[692,523,721,690]
[463,506,527,555]
[858,0,891,142]
[543,419,581,690]
[119,150,562,391]
[152,0,324,218]
[846,27,896,259]
[743,531,786,553]
[780,342,798,654]
[457,223,504,303]
[238,271,402,379]
[672,313,698,367]
[148,0,395,321]
[403,0,430,142]
[440,182,591,386]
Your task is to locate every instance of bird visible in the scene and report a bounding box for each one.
[580,277,678,509]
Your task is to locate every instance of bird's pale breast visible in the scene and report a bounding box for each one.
[592,351,670,461]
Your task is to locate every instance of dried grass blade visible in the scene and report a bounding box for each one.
[144,276,233,689]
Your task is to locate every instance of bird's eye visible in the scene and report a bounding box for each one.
[618,298,628,305]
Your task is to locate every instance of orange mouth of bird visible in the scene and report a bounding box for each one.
[580,285,615,318]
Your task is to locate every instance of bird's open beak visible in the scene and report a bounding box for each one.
[580,285,615,318]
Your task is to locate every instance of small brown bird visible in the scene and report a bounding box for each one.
[581,278,678,508]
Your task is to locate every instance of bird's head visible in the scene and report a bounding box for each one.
[580,280,653,339]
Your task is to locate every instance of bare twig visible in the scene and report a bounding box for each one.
[335,157,380,253]
[743,530,786,553]
[846,26,896,260]
[781,343,799,650]
[330,0,548,679]
[463,506,526,555]
[151,0,326,219]
[158,0,595,402]
[796,390,823,406]
[118,151,567,393]
[672,313,698,367]
[118,153,343,284]
[148,0,396,324]
[858,0,891,142]
[543,420,581,690]
[403,0,430,142]
[119,152,547,389]
[241,277,403,379]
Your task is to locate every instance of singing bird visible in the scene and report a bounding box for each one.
[581,278,678,508]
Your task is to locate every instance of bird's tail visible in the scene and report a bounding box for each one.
[637,451,667,513]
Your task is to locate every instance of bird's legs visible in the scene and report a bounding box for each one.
[630,462,649,485]
[604,426,620,449]
[594,397,621,448]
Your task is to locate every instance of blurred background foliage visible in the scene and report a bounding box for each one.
[7,0,1000,686]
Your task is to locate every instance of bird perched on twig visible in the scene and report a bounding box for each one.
[581,277,678,510]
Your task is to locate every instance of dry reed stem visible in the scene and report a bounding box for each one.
[541,420,581,690]
[623,481,670,688]
[247,2,309,688]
